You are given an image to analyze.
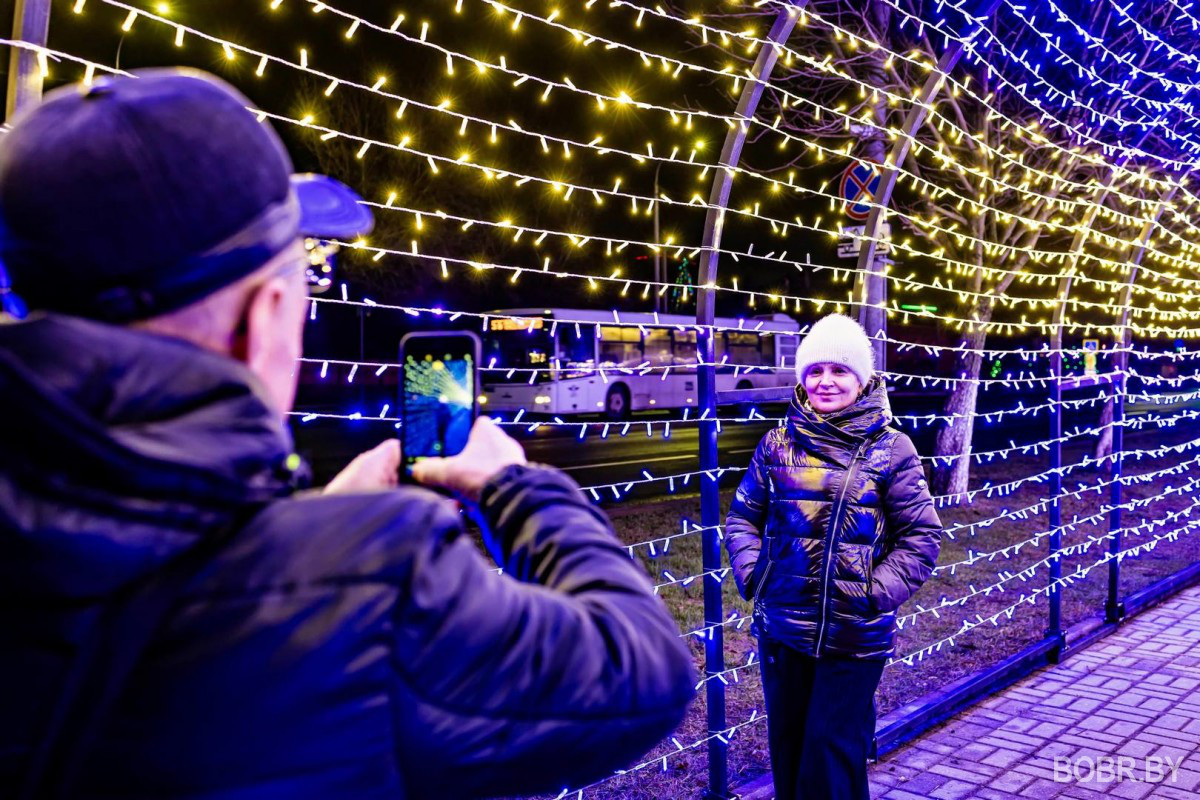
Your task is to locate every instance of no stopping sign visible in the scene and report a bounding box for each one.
[841,161,880,221]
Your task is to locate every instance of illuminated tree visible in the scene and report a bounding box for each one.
[680,0,1200,496]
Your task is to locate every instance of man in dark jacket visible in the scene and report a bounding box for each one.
[0,69,694,799]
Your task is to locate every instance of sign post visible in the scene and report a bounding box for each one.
[837,223,891,260]
[842,159,888,367]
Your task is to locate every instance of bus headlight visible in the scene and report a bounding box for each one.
[535,395,551,404]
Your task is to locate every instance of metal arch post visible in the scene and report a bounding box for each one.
[5,0,52,121]
[853,0,1003,371]
[694,4,803,797]
[1046,133,1155,654]
[1106,182,1179,623]
[1046,180,1114,656]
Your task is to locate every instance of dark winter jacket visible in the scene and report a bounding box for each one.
[0,314,695,799]
[725,380,941,659]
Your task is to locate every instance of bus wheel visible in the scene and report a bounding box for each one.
[605,385,631,421]
[736,380,754,419]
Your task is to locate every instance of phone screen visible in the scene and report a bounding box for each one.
[400,333,479,475]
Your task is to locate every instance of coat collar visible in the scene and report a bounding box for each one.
[787,377,892,454]
[0,314,304,599]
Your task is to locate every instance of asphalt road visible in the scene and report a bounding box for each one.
[291,386,1120,500]
[520,418,773,496]
[292,411,776,499]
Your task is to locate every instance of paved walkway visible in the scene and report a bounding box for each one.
[867,583,1200,799]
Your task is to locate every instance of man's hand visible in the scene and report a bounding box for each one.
[324,439,400,494]
[412,416,526,501]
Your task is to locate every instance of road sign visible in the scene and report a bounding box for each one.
[837,223,891,259]
[840,161,880,221]
[1083,338,1098,377]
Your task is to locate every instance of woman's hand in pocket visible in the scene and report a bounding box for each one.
[866,574,901,615]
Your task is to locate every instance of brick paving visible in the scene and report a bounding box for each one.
[868,583,1200,800]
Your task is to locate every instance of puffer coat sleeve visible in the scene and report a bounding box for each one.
[391,463,696,798]
[725,433,772,600]
[868,433,943,615]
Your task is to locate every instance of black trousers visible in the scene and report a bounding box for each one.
[758,639,885,800]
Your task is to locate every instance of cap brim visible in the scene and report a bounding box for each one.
[291,173,375,239]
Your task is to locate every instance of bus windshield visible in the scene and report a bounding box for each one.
[482,320,554,382]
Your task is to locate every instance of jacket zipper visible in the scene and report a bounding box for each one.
[814,441,868,656]
[751,560,774,606]
[751,475,776,608]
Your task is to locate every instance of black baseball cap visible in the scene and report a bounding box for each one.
[0,68,374,323]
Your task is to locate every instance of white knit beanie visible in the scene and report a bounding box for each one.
[794,313,875,386]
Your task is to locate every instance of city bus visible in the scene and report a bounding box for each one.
[481,308,801,419]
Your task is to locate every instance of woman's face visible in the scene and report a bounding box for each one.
[803,362,863,413]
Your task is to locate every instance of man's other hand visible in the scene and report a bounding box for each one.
[412,417,526,501]
[325,439,400,494]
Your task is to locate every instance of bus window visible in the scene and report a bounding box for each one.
[644,328,672,366]
[671,330,697,365]
[600,325,642,368]
[559,322,597,368]
[760,336,776,367]
[726,332,761,366]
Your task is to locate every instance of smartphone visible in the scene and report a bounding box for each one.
[399,331,480,477]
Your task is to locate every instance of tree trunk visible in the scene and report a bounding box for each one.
[932,320,989,500]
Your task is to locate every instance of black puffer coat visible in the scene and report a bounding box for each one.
[0,315,695,799]
[725,380,941,659]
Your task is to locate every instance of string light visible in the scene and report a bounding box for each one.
[940,452,1200,541]
[87,0,1200,277]
[13,3,1200,796]
[889,514,1200,667]
[614,0,1185,200]
[51,8,1200,315]
[334,229,1191,327]
[866,0,1200,171]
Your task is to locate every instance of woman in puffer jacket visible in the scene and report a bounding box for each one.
[726,313,942,800]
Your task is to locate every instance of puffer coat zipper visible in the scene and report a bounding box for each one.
[751,475,776,610]
[814,441,868,656]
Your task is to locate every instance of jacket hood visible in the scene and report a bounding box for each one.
[787,376,892,455]
[0,314,302,600]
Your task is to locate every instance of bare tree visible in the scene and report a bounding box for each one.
[679,0,1196,496]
